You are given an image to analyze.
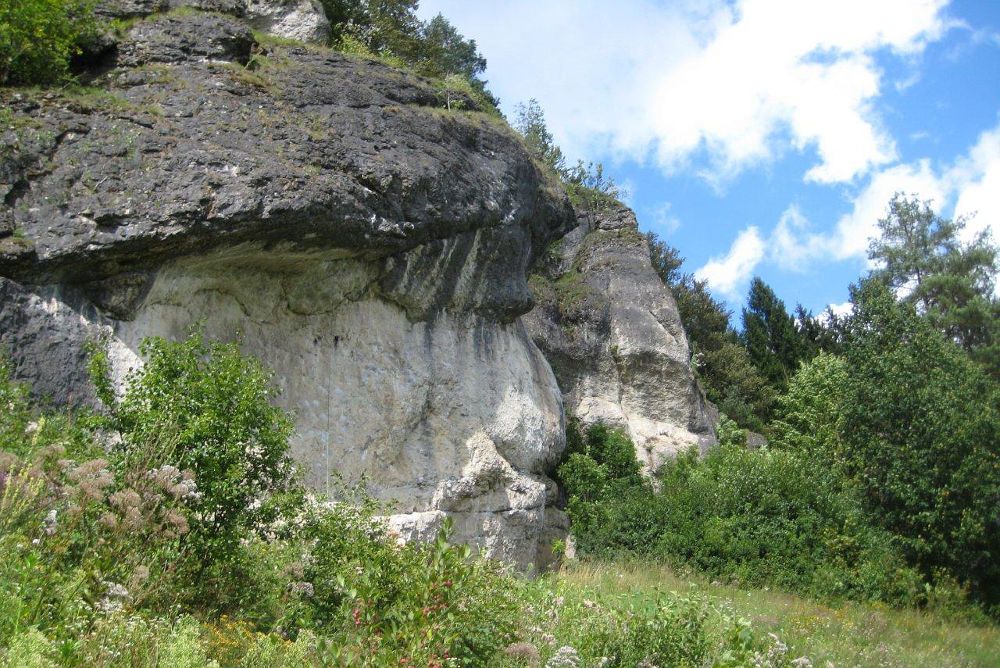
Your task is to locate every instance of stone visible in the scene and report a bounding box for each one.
[245,0,331,45]
[0,10,573,568]
[524,203,716,472]
[117,13,256,67]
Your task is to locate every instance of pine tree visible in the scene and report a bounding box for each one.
[868,194,999,376]
[740,277,805,391]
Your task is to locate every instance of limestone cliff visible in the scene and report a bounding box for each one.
[0,4,572,568]
[523,203,716,471]
[0,2,713,569]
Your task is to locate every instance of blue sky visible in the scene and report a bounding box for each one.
[417,0,1000,318]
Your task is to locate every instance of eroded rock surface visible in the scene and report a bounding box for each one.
[524,203,716,471]
[0,6,572,568]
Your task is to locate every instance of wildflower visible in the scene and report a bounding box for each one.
[504,642,540,666]
[109,489,142,512]
[290,581,314,598]
[103,581,130,600]
[545,646,580,668]
[165,509,189,534]
[43,509,58,535]
[540,633,556,646]
[131,565,150,586]
[791,658,813,668]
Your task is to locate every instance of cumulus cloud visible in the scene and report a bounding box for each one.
[419,0,948,184]
[785,120,1000,264]
[694,227,766,298]
[703,119,1000,287]
[951,124,1000,244]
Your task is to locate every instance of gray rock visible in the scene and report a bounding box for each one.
[117,13,256,67]
[0,12,572,568]
[95,1,329,44]
[524,203,716,471]
[245,0,330,45]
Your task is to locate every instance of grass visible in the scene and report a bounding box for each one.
[558,560,1000,667]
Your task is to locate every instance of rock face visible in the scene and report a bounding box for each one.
[524,203,716,471]
[96,0,331,45]
[0,6,573,568]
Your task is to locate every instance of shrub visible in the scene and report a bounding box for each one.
[561,419,927,607]
[0,0,96,86]
[95,330,298,599]
[305,500,522,666]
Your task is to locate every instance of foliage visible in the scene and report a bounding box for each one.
[512,98,565,173]
[512,98,622,210]
[323,0,498,109]
[96,330,297,588]
[560,419,931,608]
[770,351,848,467]
[840,279,1000,608]
[868,193,999,377]
[741,277,808,393]
[0,0,96,86]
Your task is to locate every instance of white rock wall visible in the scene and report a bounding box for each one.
[106,249,566,569]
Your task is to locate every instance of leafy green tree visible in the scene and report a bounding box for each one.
[418,13,486,80]
[0,0,95,86]
[741,277,806,391]
[512,98,565,173]
[323,1,496,107]
[841,279,1000,606]
[868,193,999,376]
[770,352,848,467]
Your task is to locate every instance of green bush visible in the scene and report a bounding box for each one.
[94,330,298,601]
[561,419,927,607]
[303,501,523,666]
[0,0,95,86]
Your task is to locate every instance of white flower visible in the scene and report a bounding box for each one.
[545,646,580,668]
[43,509,58,535]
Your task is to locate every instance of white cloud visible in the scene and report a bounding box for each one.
[951,124,1000,244]
[695,118,1000,297]
[827,301,854,318]
[724,119,1000,278]
[830,160,948,260]
[419,0,948,185]
[648,202,682,235]
[694,226,766,298]
[771,205,829,271]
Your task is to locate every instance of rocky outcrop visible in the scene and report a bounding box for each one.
[95,0,331,45]
[0,6,573,568]
[524,203,716,472]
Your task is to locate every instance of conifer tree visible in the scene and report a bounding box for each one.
[740,277,805,391]
[868,194,999,376]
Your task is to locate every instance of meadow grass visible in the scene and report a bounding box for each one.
[558,560,1000,667]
